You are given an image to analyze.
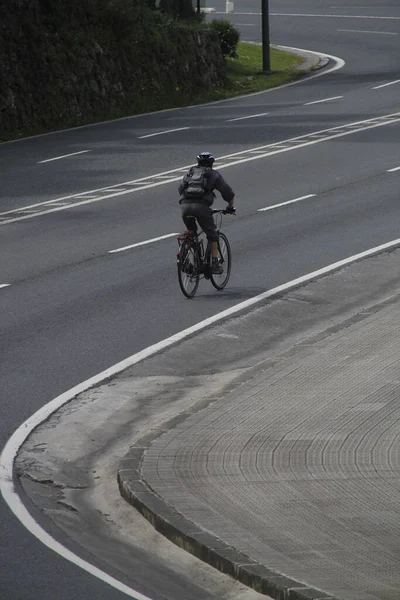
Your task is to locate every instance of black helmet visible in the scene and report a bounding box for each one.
[197,152,215,167]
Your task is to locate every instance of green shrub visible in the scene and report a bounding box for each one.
[209,19,240,57]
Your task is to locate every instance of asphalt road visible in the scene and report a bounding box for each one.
[1,1,400,599]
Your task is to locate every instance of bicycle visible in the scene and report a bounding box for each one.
[176,209,233,299]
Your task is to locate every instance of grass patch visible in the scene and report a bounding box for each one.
[207,41,306,101]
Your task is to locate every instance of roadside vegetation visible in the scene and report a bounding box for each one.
[0,1,307,141]
[193,40,306,103]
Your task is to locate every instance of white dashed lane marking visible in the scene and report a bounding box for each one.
[138,127,190,139]
[226,112,269,122]
[304,96,343,105]
[388,166,400,172]
[109,233,179,254]
[0,284,10,289]
[373,79,400,90]
[38,150,91,163]
[338,29,398,35]
[258,194,316,212]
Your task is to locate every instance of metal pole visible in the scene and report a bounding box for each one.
[261,0,270,72]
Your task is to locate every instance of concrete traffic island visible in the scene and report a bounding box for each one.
[119,250,400,600]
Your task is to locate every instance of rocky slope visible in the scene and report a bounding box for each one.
[0,0,226,138]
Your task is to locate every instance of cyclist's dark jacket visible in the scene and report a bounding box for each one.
[179,168,235,206]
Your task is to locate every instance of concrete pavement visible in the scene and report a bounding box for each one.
[118,249,400,600]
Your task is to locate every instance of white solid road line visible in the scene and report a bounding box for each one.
[270,13,400,20]
[373,79,400,90]
[304,96,343,105]
[388,166,400,172]
[138,127,190,139]
[0,453,153,600]
[338,29,398,35]
[3,238,400,598]
[38,150,91,163]
[4,111,400,226]
[227,112,269,122]
[215,12,400,19]
[258,194,316,212]
[109,233,179,254]
[0,284,10,289]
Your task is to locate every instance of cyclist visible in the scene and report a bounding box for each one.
[179,152,235,274]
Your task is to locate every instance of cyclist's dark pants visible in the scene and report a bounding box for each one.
[180,202,218,242]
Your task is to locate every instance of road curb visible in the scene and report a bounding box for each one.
[245,42,331,73]
[272,44,330,72]
[118,431,339,600]
[117,245,400,600]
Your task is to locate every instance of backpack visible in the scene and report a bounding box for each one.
[183,166,210,199]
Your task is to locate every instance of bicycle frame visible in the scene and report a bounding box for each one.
[176,231,209,280]
[176,209,232,297]
[176,209,226,277]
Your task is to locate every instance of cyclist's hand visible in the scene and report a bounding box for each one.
[225,205,236,215]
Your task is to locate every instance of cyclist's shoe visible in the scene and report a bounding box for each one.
[211,258,223,275]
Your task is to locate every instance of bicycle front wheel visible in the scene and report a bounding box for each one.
[177,240,200,298]
[210,232,231,290]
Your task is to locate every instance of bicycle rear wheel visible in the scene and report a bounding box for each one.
[210,232,231,290]
[177,240,200,298]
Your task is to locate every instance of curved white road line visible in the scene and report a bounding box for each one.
[2,237,400,598]
[1,48,344,146]
[272,45,345,81]
[204,47,345,105]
